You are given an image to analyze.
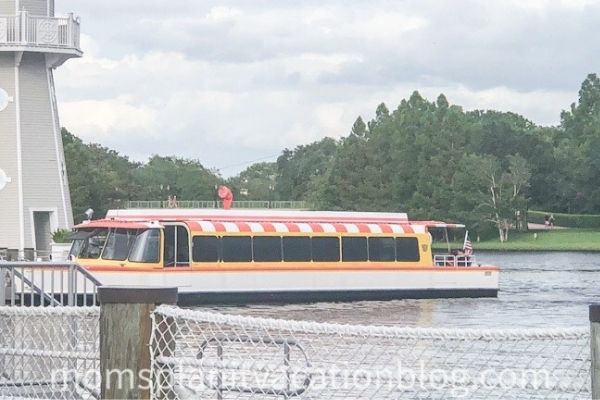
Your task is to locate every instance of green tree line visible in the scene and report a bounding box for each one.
[63,74,600,239]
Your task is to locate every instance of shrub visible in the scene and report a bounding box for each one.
[528,210,600,229]
[51,229,72,243]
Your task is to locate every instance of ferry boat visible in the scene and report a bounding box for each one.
[68,209,499,304]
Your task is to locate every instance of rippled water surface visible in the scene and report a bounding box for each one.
[201,252,600,328]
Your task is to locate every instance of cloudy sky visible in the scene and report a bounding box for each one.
[56,0,600,176]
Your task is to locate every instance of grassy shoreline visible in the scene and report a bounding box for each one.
[458,229,600,252]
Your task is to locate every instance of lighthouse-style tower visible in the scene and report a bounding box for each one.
[0,0,80,254]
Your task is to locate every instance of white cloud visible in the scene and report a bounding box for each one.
[205,6,243,22]
[53,0,600,175]
[60,97,157,139]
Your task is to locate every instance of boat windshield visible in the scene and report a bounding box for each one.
[69,229,109,259]
[103,228,139,261]
[129,229,161,263]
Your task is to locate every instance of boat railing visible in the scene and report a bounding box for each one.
[0,262,102,306]
[433,254,475,267]
[125,200,310,209]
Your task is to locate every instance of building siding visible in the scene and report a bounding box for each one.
[0,0,78,251]
[0,0,50,15]
[0,53,20,249]
[19,52,71,248]
[0,52,73,250]
[49,68,73,226]
[20,0,48,15]
[0,0,15,14]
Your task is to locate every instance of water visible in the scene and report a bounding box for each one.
[201,252,600,329]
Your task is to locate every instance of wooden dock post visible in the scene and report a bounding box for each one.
[99,286,178,400]
[590,304,600,398]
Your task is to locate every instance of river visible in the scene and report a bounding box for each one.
[202,252,600,328]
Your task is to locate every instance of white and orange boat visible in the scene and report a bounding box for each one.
[68,209,499,304]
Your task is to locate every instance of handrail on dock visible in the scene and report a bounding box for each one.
[0,262,101,306]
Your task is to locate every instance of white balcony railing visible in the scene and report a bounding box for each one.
[0,11,81,51]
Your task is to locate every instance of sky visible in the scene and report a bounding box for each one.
[55,0,600,176]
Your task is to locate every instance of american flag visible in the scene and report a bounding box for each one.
[463,231,473,255]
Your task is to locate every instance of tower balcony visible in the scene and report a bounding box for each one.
[0,11,82,62]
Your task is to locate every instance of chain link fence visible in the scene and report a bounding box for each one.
[0,306,100,399]
[151,306,590,400]
[0,304,591,399]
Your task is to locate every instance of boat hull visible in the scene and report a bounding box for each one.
[87,267,499,305]
[176,288,498,305]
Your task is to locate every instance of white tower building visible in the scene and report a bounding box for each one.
[0,0,80,253]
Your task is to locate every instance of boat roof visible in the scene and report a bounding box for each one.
[105,209,410,224]
[75,209,464,232]
[75,220,162,230]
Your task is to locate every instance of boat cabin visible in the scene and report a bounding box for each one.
[69,209,473,270]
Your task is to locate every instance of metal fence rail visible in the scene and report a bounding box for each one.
[0,263,102,307]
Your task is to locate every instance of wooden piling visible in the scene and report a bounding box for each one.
[99,286,178,400]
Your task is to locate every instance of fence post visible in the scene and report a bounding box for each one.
[99,286,178,400]
[590,304,600,398]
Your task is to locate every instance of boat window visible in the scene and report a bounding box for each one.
[342,237,368,262]
[164,225,190,267]
[69,229,95,259]
[68,229,96,259]
[368,237,396,262]
[396,237,420,262]
[253,236,282,262]
[177,226,190,264]
[222,236,252,262]
[192,236,220,262]
[102,229,137,261]
[312,237,340,262]
[282,237,311,262]
[73,229,108,259]
[129,229,160,263]
[69,239,86,259]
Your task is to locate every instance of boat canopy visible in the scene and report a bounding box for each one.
[74,220,161,230]
[78,210,465,234]
[185,221,427,234]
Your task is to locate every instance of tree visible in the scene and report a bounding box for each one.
[455,155,530,242]
[275,138,337,202]
[560,73,600,212]
[62,129,221,221]
[350,116,367,137]
[375,103,389,121]
[228,162,278,200]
